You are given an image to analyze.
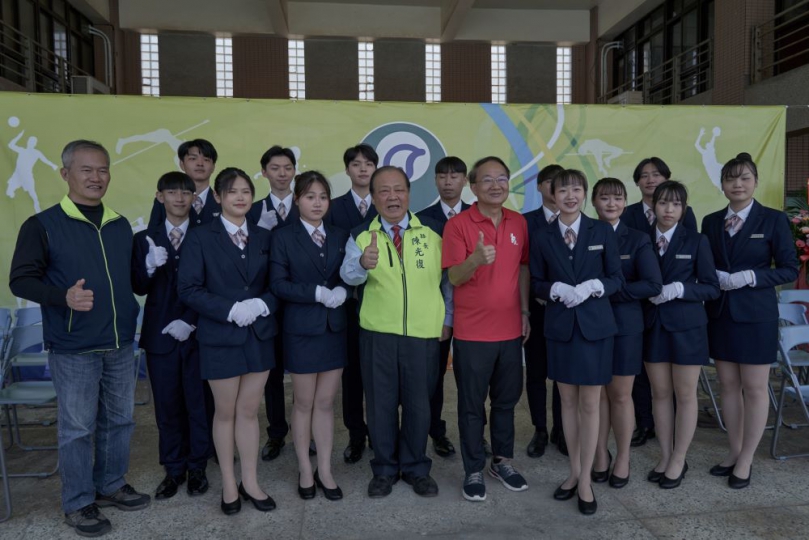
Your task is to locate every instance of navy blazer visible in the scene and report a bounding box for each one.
[643,225,720,332]
[702,201,798,323]
[609,222,663,336]
[622,201,698,234]
[530,214,624,342]
[324,190,378,233]
[270,220,351,336]
[247,194,300,231]
[148,193,220,229]
[132,225,199,354]
[178,218,278,348]
[416,200,471,225]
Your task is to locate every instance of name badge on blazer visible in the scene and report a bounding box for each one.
[620,254,631,260]
[588,245,604,251]
[675,254,692,259]
[750,233,765,239]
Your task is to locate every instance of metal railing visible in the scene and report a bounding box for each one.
[600,38,713,105]
[0,19,92,93]
[753,0,809,83]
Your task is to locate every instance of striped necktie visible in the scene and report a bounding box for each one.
[312,229,325,247]
[657,235,668,255]
[392,225,403,258]
[725,214,743,237]
[169,227,183,251]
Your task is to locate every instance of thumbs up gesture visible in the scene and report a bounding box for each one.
[145,236,168,274]
[257,200,279,231]
[66,279,94,311]
[473,231,496,266]
[360,230,380,270]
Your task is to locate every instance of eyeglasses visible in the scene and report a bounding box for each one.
[477,176,510,186]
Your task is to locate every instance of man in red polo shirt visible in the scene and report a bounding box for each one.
[442,156,530,502]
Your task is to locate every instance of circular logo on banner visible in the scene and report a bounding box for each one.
[362,122,446,212]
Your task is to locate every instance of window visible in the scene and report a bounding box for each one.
[425,43,441,102]
[140,33,159,97]
[358,41,374,101]
[491,44,506,104]
[556,47,572,104]
[215,37,233,98]
[288,39,305,100]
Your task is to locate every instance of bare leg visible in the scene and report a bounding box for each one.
[715,360,743,467]
[594,387,611,472]
[235,370,271,499]
[646,362,674,473]
[208,377,241,503]
[291,373,317,487]
[558,383,580,489]
[312,369,343,489]
[667,365,702,478]
[607,375,635,478]
[577,385,603,503]
[735,364,771,478]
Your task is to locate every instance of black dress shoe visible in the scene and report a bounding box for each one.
[728,467,751,489]
[155,473,186,500]
[402,473,439,497]
[709,463,736,477]
[238,483,276,511]
[647,468,665,483]
[367,475,398,498]
[261,438,285,462]
[344,438,366,464]
[591,451,612,483]
[221,491,241,515]
[608,472,629,488]
[630,427,656,447]
[314,470,343,501]
[187,469,208,496]
[578,487,597,515]
[659,461,689,489]
[432,436,456,458]
[553,482,577,501]
[527,429,549,458]
[298,474,316,500]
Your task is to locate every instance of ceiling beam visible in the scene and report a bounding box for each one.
[441,0,474,42]
[267,0,289,37]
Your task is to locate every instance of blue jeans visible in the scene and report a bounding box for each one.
[49,347,136,513]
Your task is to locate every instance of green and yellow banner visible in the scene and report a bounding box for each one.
[0,93,786,306]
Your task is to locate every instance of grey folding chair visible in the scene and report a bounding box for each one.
[771,324,809,460]
[13,307,42,327]
[134,306,151,406]
[0,336,11,523]
[779,290,809,305]
[699,359,727,432]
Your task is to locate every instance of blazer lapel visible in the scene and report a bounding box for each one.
[729,201,761,263]
[661,225,686,276]
[572,215,592,279]
[324,223,343,277]
[213,219,248,281]
[547,223,576,282]
[296,221,328,278]
[713,209,730,268]
[617,221,629,253]
[246,222,264,282]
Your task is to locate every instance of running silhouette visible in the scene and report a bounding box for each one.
[576,139,627,176]
[6,130,58,213]
[695,127,723,192]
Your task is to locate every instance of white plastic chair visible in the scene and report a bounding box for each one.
[771,324,809,460]
[779,290,809,305]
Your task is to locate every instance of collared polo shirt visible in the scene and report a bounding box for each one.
[442,202,528,342]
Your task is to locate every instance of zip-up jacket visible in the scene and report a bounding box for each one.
[33,196,139,353]
[351,213,445,339]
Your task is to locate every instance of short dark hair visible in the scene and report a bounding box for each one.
[157,171,195,192]
[551,169,588,195]
[178,139,218,163]
[343,144,379,168]
[61,140,109,168]
[632,157,671,184]
[538,164,564,184]
[652,180,688,208]
[468,156,510,184]
[435,156,467,175]
[294,170,332,200]
[721,152,758,183]
[591,177,627,203]
[260,145,297,170]
[369,166,410,195]
[213,167,255,197]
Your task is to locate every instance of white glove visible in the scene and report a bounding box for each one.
[145,236,168,275]
[326,286,347,309]
[716,270,730,290]
[563,285,590,309]
[550,282,575,302]
[650,282,683,305]
[574,279,605,299]
[257,201,278,231]
[162,320,195,342]
[243,298,269,318]
[725,270,755,291]
[227,302,256,327]
[317,286,334,307]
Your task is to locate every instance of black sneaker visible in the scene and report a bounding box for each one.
[95,484,151,511]
[488,459,528,492]
[64,503,111,537]
[462,472,486,502]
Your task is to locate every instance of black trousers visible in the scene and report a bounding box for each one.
[428,336,452,439]
[632,362,655,429]
[360,329,437,477]
[264,323,289,439]
[146,340,210,476]
[454,338,523,475]
[524,302,562,431]
[342,299,367,441]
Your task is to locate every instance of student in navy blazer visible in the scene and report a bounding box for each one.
[643,181,720,490]
[621,157,696,449]
[178,168,278,515]
[523,164,566,458]
[133,172,211,500]
[247,145,299,462]
[324,144,379,463]
[530,169,623,515]
[270,171,350,501]
[702,153,798,488]
[416,156,470,459]
[590,178,662,489]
